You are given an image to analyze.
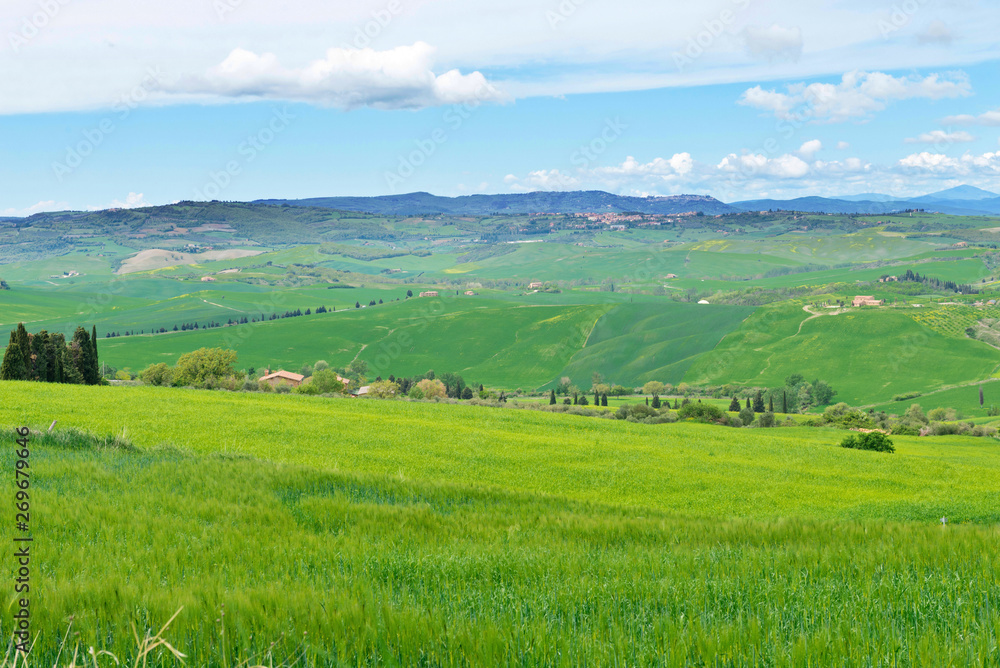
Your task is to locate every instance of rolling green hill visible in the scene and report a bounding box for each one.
[556,301,755,387]
[686,303,1000,404]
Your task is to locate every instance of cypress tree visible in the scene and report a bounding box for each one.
[768,395,774,412]
[753,391,765,413]
[601,393,608,407]
[1,330,27,380]
[645,397,649,406]
[15,324,31,378]
[31,331,50,383]
[549,390,556,405]
[782,390,788,414]
[651,395,661,409]
[594,391,599,406]
[729,396,741,412]
[746,397,751,410]
[71,327,98,385]
[674,399,679,409]
[91,325,100,380]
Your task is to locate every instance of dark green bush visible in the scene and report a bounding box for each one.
[678,402,728,425]
[840,432,895,453]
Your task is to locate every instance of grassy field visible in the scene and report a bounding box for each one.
[687,302,1000,404]
[1,383,999,665]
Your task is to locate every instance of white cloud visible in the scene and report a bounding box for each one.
[943,108,1000,126]
[904,130,976,144]
[595,154,695,179]
[898,151,1000,176]
[504,170,578,192]
[742,24,803,63]
[717,153,810,179]
[1,200,69,217]
[89,192,153,211]
[798,140,823,159]
[169,43,507,110]
[836,141,850,150]
[917,20,954,45]
[740,70,972,123]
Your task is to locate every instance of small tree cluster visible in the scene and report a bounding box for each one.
[1,324,100,385]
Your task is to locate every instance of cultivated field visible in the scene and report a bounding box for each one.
[1,383,998,665]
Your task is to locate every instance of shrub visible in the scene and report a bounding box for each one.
[275,383,291,394]
[840,432,895,453]
[758,411,776,428]
[678,402,728,425]
[139,363,173,387]
[738,406,755,426]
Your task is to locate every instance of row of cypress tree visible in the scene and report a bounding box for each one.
[0,323,102,385]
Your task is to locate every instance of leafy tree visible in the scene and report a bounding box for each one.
[643,381,665,396]
[173,348,239,386]
[366,380,400,398]
[406,289,413,298]
[308,369,346,394]
[811,380,836,406]
[728,396,741,412]
[739,406,755,426]
[314,360,329,371]
[414,378,447,399]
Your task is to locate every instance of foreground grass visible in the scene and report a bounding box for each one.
[1,430,998,667]
[2,383,1000,522]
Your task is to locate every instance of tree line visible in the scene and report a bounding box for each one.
[102,307,332,339]
[1,324,102,385]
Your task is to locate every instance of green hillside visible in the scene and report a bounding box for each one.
[686,303,1000,404]
[556,301,755,387]
[2,383,999,665]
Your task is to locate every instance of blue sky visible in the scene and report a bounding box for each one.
[1,0,999,214]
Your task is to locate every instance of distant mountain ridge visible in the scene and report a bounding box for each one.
[257,185,1000,217]
[255,191,738,215]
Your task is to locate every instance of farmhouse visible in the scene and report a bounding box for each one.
[528,281,543,289]
[464,290,477,296]
[665,273,678,279]
[419,291,439,297]
[201,276,216,282]
[852,295,884,307]
[259,370,305,388]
